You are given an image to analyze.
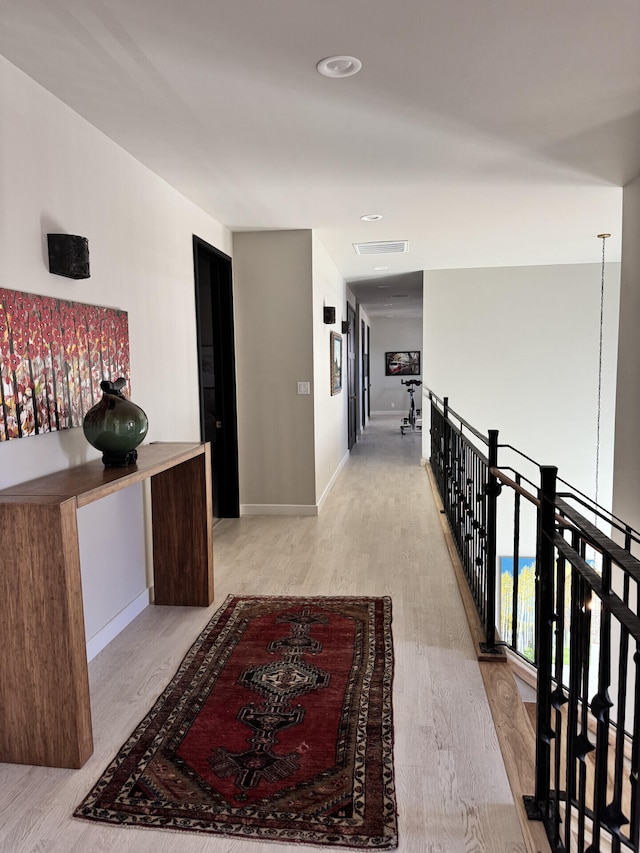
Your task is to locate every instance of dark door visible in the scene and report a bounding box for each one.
[361,319,367,429]
[193,236,239,518]
[347,302,357,449]
[367,325,371,419]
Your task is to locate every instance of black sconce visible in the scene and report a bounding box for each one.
[323,306,336,324]
[342,320,349,334]
[47,234,90,280]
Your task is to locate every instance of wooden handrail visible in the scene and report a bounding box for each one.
[491,467,539,507]
[491,466,579,533]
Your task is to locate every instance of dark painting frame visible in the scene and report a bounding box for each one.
[384,351,420,376]
[331,332,342,395]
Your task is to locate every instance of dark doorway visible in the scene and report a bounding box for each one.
[361,319,368,429]
[347,302,357,450]
[366,325,371,420]
[193,236,239,518]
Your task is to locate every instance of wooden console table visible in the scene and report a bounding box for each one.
[0,442,213,769]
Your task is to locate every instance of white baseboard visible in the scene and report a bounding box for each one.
[317,450,350,512]
[86,588,150,662]
[241,450,351,517]
[241,504,319,516]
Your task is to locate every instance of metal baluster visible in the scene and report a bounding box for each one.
[578,578,593,852]
[565,557,586,851]
[552,548,568,843]
[512,475,521,653]
[609,614,629,852]
[630,642,640,849]
[591,553,613,849]
[484,430,499,650]
[535,465,558,821]
[443,397,451,521]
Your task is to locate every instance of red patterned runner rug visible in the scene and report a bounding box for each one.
[75,595,397,848]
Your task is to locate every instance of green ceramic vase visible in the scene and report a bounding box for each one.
[83,378,148,467]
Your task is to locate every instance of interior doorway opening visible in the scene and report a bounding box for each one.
[193,236,239,518]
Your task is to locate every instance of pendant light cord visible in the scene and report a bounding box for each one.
[594,234,609,511]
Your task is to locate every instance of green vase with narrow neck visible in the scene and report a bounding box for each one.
[83,378,148,467]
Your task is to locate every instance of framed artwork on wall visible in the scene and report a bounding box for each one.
[385,351,420,376]
[330,331,342,395]
[0,287,130,442]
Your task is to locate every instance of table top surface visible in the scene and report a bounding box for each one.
[0,442,207,507]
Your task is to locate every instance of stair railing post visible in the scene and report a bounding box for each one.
[483,429,500,651]
[442,397,450,517]
[535,464,558,812]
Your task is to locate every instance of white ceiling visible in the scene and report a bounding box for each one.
[1,0,638,317]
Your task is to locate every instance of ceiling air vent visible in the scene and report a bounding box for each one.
[353,240,409,255]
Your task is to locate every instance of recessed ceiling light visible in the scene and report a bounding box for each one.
[316,55,362,78]
[374,266,388,271]
[360,214,382,222]
[377,284,391,288]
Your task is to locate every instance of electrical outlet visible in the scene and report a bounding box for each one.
[297,381,311,395]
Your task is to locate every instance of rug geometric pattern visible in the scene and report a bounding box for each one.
[74,595,397,849]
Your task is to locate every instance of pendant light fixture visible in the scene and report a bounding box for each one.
[594,233,610,511]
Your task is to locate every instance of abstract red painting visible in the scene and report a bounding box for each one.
[0,288,130,441]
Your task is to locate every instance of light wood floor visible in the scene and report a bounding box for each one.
[0,416,528,853]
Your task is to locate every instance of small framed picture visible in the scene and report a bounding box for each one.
[385,351,420,376]
[330,332,342,395]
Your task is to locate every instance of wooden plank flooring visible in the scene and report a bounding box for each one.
[0,416,529,852]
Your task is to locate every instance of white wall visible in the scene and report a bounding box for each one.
[0,56,231,656]
[613,176,640,550]
[313,234,349,506]
[423,263,620,553]
[369,316,423,413]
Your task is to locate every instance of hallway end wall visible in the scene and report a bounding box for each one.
[369,316,423,414]
[613,176,640,544]
[423,262,620,554]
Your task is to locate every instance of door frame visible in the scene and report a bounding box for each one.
[347,302,357,450]
[193,235,239,517]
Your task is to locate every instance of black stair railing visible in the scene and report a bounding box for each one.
[529,468,640,851]
[429,391,500,653]
[429,390,640,851]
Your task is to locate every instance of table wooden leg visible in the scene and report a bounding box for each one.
[0,499,93,768]
[151,447,214,606]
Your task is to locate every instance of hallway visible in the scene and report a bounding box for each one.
[0,416,527,852]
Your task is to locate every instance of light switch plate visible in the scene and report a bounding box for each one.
[297,381,311,395]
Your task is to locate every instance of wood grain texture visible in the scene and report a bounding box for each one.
[0,499,92,768]
[480,663,550,853]
[0,417,528,851]
[151,446,214,606]
[425,464,548,850]
[0,442,212,768]
[425,463,507,663]
[0,442,206,507]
